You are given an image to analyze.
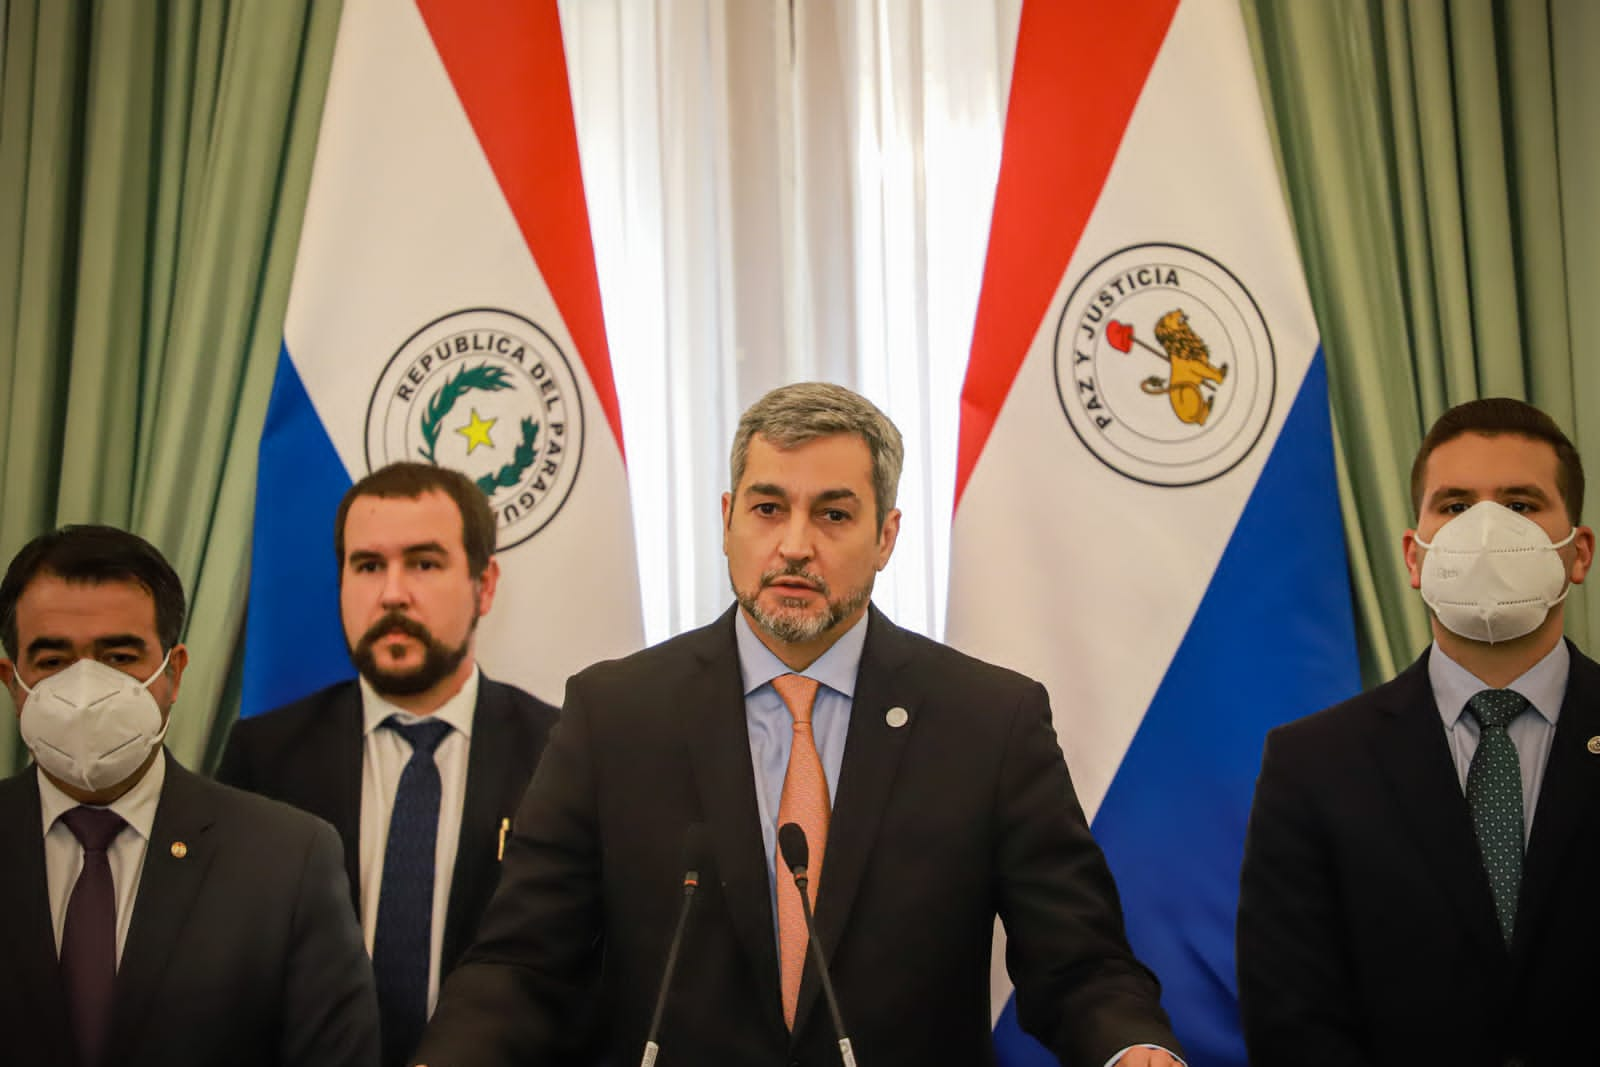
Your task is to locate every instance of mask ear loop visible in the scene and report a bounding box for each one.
[1546,527,1581,609]
[137,648,178,750]
[137,648,175,691]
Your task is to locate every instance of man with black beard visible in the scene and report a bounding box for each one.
[413,383,1180,1067]
[218,463,558,1067]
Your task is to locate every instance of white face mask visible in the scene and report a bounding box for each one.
[16,652,172,793]
[1414,500,1577,644]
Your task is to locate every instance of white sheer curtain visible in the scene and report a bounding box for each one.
[561,0,1021,644]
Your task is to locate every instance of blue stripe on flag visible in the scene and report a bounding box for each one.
[993,351,1360,1067]
[240,345,358,718]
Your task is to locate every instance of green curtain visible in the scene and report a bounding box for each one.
[1243,0,1598,685]
[0,0,340,774]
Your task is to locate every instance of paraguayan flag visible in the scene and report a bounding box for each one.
[947,2,1362,1063]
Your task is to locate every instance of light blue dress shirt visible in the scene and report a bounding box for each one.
[1428,640,1567,842]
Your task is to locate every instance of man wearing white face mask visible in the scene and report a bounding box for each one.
[0,524,380,1067]
[1238,398,1599,1066]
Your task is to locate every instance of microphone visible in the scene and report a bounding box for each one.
[777,822,858,1067]
[640,823,707,1067]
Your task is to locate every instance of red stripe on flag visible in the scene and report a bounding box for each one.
[954,0,1179,507]
[417,0,626,460]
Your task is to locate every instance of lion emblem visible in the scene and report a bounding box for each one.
[1105,308,1229,426]
[1142,309,1227,425]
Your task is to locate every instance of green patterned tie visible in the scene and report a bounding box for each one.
[1465,688,1528,945]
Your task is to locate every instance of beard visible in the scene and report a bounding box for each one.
[349,610,471,697]
[735,560,873,645]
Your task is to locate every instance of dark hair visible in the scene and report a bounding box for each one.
[0,525,187,659]
[730,382,905,530]
[335,462,497,577]
[1411,397,1585,521]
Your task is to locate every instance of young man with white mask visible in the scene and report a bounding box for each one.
[1237,398,1598,1066]
[0,524,379,1067]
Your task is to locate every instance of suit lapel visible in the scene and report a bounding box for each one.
[106,754,219,1058]
[1372,654,1506,959]
[1512,642,1600,968]
[443,678,515,971]
[684,609,787,1035]
[0,770,75,1067]
[793,607,915,1039]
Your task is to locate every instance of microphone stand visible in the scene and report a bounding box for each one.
[779,822,858,1067]
[640,826,705,1067]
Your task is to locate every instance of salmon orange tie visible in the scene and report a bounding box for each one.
[772,672,827,1029]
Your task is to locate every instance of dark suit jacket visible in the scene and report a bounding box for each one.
[414,606,1178,1067]
[1237,642,1600,1066]
[215,673,558,977]
[0,753,379,1067]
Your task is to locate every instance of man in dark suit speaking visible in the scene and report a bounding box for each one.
[414,383,1182,1066]
[218,463,559,1067]
[0,524,379,1067]
[1238,398,1599,1065]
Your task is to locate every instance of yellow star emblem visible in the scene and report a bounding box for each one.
[454,408,497,454]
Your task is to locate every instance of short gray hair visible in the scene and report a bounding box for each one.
[730,382,904,529]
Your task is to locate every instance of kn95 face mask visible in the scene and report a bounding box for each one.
[17,652,172,792]
[1413,500,1576,644]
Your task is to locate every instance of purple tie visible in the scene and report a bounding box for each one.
[60,806,126,1067]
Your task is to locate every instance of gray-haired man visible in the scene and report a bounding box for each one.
[416,382,1181,1066]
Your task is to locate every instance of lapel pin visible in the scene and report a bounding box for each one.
[497,817,511,861]
[170,841,188,859]
[1587,736,1600,755]
[885,707,909,729]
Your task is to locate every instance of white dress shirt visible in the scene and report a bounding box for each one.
[39,752,166,965]
[357,667,478,1013]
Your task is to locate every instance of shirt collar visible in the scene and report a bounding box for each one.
[37,746,167,844]
[1429,639,1569,728]
[734,607,869,699]
[359,664,480,738]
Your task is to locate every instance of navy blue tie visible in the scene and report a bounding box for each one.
[372,716,452,1067]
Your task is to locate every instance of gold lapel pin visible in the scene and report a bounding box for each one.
[1586,736,1600,755]
[497,817,511,862]
[170,841,188,859]
[885,706,909,729]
